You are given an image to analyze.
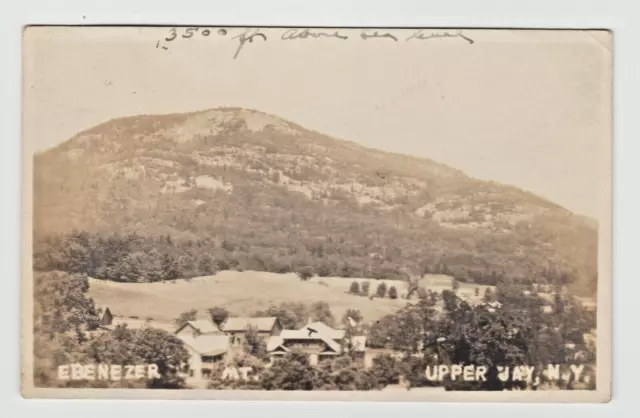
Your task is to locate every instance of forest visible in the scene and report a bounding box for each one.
[33,229,578,287]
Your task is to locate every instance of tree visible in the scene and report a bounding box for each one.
[243,325,268,360]
[417,287,428,300]
[34,271,100,338]
[484,287,494,302]
[253,302,309,329]
[33,271,190,389]
[388,286,398,300]
[370,354,401,387]
[376,282,387,298]
[177,254,197,278]
[198,254,216,276]
[441,290,459,312]
[174,309,198,328]
[361,281,371,295]
[389,299,437,354]
[341,308,363,328]
[208,306,230,327]
[367,314,397,348]
[85,325,190,388]
[349,281,360,294]
[162,253,179,280]
[260,353,317,390]
[309,301,335,327]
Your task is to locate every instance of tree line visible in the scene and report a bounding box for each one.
[33,230,578,287]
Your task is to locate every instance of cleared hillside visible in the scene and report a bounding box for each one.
[87,271,491,324]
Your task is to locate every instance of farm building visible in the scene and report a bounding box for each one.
[99,307,113,327]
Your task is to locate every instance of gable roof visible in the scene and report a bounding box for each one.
[177,334,230,356]
[266,321,365,354]
[266,333,341,353]
[222,317,278,332]
[175,319,221,335]
[304,322,345,340]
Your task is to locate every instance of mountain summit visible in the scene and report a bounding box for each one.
[34,107,597,293]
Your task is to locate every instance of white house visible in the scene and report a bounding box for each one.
[266,321,366,366]
[174,320,230,381]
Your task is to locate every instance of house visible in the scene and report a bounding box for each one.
[266,321,366,366]
[178,333,231,380]
[174,316,283,381]
[221,317,282,347]
[174,319,230,381]
[175,319,224,338]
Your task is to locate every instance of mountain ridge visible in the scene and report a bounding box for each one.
[33,107,598,294]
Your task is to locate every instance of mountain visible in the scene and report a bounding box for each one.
[33,107,598,294]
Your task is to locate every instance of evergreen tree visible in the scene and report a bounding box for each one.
[361,281,371,295]
[349,281,360,294]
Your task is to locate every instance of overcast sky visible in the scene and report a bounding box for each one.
[23,27,611,220]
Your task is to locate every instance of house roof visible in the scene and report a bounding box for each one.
[222,317,278,332]
[175,319,221,335]
[304,322,345,339]
[266,333,341,353]
[178,334,230,355]
[266,322,365,354]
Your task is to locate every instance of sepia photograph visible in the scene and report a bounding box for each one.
[20,26,612,402]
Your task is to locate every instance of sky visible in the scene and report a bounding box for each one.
[22,27,611,220]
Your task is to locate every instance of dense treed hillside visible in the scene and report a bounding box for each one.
[33,107,598,294]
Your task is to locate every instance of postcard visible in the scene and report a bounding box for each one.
[21,26,612,402]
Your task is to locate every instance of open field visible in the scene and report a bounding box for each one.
[88,271,491,324]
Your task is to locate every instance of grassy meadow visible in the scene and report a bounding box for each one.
[88,271,493,325]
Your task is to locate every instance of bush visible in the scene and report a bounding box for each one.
[349,281,360,294]
[376,282,387,298]
[296,267,314,281]
[388,286,398,300]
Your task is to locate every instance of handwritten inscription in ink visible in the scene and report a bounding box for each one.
[157,28,474,59]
